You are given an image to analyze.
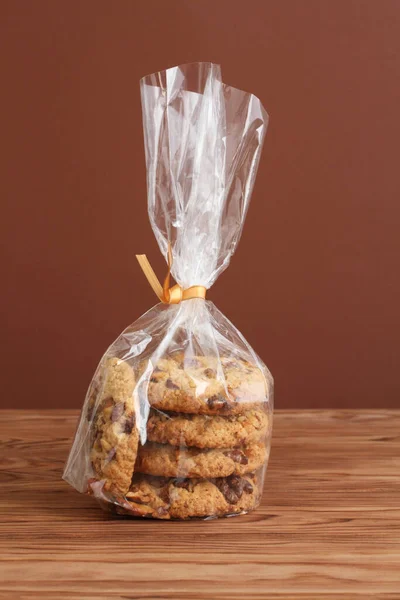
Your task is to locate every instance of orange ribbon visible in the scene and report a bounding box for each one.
[136,244,206,304]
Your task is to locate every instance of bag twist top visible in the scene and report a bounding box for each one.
[139,62,268,298]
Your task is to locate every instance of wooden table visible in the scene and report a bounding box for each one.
[0,410,399,599]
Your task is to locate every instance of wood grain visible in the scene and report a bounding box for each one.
[0,410,399,599]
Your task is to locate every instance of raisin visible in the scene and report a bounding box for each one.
[225,449,248,465]
[166,379,179,390]
[207,394,229,411]
[122,414,135,434]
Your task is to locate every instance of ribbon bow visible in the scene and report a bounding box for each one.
[136,244,206,304]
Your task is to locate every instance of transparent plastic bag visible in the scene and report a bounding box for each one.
[63,62,273,520]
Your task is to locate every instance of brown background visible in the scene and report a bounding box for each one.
[1,0,399,409]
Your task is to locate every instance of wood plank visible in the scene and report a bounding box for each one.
[0,410,399,599]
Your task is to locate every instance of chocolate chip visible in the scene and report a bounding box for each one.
[166,379,179,390]
[215,479,239,504]
[207,394,230,411]
[122,414,135,434]
[111,402,125,422]
[227,475,247,499]
[215,475,253,504]
[225,449,249,465]
[228,475,242,490]
[204,368,216,379]
[224,487,239,504]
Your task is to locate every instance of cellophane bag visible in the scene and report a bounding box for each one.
[63,62,273,520]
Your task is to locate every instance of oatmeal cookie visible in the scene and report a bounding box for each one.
[90,358,138,494]
[143,354,269,415]
[135,441,267,478]
[146,408,269,448]
[123,472,261,519]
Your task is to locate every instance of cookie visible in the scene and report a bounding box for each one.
[90,358,139,495]
[123,472,261,519]
[135,441,267,478]
[143,354,269,415]
[146,408,269,448]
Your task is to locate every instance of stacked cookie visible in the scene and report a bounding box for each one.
[89,355,270,520]
[89,358,139,495]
